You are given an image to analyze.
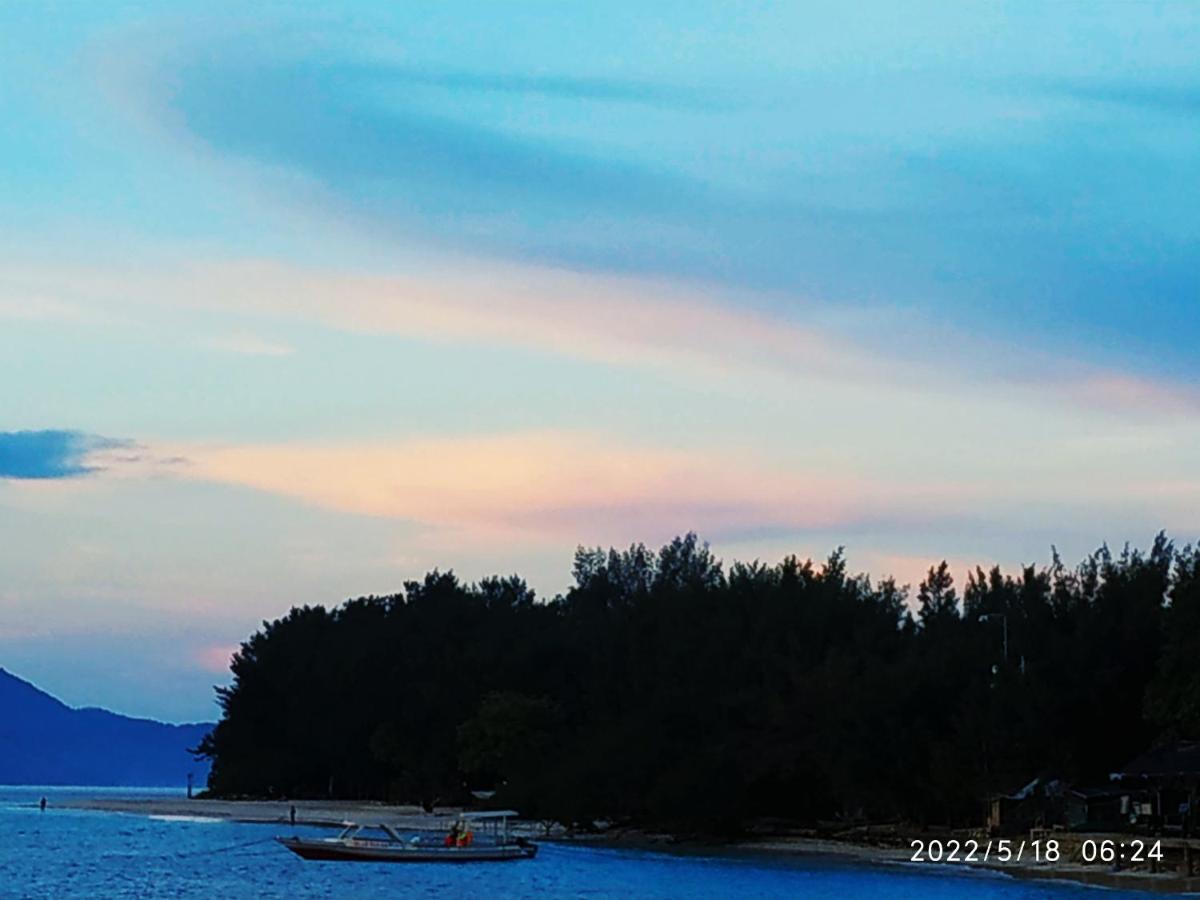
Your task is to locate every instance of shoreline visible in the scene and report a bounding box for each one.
[60,796,451,831]
[739,837,1200,895]
[591,830,1200,894]
[56,796,1200,894]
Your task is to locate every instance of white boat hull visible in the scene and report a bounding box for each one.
[277,836,538,863]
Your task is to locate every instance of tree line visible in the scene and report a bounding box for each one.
[197,533,1200,833]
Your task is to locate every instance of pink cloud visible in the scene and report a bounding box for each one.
[9,255,1199,436]
[861,553,1004,594]
[1059,373,1200,418]
[156,431,910,546]
[194,644,238,675]
[0,256,883,389]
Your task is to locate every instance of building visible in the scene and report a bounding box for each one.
[987,776,1064,835]
[1064,785,1142,832]
[1111,740,1200,835]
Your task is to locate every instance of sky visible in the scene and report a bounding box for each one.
[1,2,1198,722]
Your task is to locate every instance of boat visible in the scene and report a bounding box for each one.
[276,810,538,863]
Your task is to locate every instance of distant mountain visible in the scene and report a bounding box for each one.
[0,667,212,787]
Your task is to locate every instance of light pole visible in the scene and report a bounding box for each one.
[978,613,1008,664]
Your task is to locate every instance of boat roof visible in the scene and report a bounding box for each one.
[461,810,519,819]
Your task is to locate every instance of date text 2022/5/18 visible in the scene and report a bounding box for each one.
[910,837,1164,865]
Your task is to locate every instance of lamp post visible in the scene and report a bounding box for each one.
[978,613,1008,664]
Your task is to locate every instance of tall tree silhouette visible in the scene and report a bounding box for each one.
[198,532,1188,833]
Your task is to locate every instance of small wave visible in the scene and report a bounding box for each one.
[148,815,224,824]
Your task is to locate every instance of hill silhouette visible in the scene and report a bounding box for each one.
[0,667,211,787]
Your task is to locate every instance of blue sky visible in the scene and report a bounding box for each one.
[1,1,1198,721]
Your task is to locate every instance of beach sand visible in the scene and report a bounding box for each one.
[63,796,455,830]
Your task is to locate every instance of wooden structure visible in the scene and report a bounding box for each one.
[1111,741,1200,835]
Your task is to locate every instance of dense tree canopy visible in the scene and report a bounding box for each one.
[198,533,1200,833]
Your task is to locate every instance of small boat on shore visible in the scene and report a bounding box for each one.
[277,810,537,863]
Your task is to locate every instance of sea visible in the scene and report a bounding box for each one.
[0,787,1162,899]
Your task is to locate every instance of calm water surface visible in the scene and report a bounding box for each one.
[0,788,1161,899]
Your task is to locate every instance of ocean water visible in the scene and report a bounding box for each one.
[0,788,1159,899]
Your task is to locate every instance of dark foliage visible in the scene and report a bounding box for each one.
[197,533,1200,832]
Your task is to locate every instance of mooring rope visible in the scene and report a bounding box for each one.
[103,836,279,862]
[171,836,279,859]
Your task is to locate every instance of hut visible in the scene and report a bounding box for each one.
[1065,785,1140,831]
[986,776,1065,834]
[1111,741,1200,835]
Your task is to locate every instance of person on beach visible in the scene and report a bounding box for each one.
[39,797,46,812]
[290,805,296,827]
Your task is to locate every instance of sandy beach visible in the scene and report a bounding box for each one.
[62,796,462,831]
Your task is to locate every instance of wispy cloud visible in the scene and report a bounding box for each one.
[167,58,729,255]
[8,255,1198,429]
[0,256,877,385]
[0,295,95,323]
[1057,373,1200,419]
[202,332,295,357]
[86,22,1197,383]
[1040,79,1200,116]
[143,428,1200,560]
[0,430,133,480]
[362,65,721,109]
[162,431,889,545]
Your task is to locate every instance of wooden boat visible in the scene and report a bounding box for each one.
[277,810,538,863]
